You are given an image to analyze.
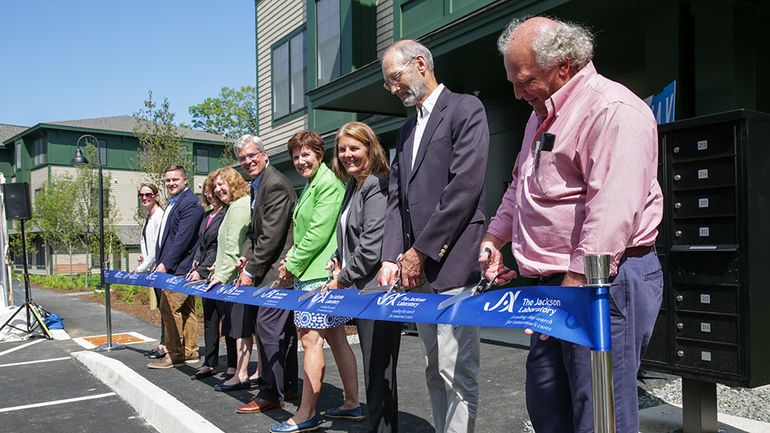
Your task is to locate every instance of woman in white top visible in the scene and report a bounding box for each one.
[135,183,166,358]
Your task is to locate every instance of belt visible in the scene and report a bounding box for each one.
[623,245,654,258]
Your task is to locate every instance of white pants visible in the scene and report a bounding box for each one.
[415,284,480,433]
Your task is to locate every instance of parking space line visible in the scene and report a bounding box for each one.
[0,339,44,357]
[0,356,71,368]
[0,392,116,413]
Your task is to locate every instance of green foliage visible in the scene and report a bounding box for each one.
[8,220,35,263]
[133,90,189,205]
[28,273,100,291]
[31,174,81,275]
[189,85,257,140]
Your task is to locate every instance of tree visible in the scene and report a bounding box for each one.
[189,85,257,139]
[133,91,189,204]
[32,174,81,279]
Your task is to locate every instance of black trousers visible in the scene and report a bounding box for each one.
[254,306,298,402]
[358,319,402,433]
[202,298,236,369]
[153,287,165,345]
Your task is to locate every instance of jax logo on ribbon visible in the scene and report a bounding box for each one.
[483,290,521,313]
[377,292,407,307]
[310,290,333,304]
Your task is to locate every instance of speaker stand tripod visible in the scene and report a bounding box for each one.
[0,220,52,339]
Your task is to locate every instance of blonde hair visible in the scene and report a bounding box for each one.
[210,167,250,203]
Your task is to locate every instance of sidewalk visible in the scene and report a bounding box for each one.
[18,285,770,433]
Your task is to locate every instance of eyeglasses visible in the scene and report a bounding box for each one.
[383,56,416,90]
[138,192,155,198]
[237,151,264,163]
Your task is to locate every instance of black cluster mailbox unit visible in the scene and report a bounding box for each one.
[643,109,770,390]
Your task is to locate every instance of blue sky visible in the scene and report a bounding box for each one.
[0,0,256,128]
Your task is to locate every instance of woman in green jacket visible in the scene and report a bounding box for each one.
[273,131,361,433]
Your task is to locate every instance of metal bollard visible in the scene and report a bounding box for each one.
[584,254,616,433]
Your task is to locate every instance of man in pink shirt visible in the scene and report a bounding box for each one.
[480,16,663,433]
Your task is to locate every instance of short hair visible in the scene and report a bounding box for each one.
[233,134,265,157]
[287,130,325,162]
[164,164,187,178]
[332,122,389,185]
[211,167,250,202]
[383,39,434,72]
[497,16,594,71]
[201,174,225,208]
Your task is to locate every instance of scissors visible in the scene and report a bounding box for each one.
[359,254,404,295]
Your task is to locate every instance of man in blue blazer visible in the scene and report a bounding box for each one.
[148,165,204,369]
[379,40,489,433]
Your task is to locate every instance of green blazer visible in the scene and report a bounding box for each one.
[212,195,251,283]
[285,163,344,281]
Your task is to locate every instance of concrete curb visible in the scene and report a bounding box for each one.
[639,402,770,433]
[72,350,224,433]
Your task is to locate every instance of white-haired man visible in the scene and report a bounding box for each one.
[480,16,663,433]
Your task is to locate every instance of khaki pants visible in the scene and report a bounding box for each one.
[159,291,198,362]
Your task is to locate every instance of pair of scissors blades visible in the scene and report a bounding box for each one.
[359,254,404,295]
[437,277,493,310]
[298,261,335,302]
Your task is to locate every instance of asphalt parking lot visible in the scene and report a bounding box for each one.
[0,337,156,433]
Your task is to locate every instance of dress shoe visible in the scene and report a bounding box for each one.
[222,373,235,381]
[214,379,251,392]
[190,368,215,380]
[147,356,183,369]
[236,397,284,414]
[283,390,299,402]
[250,377,266,387]
[270,415,323,433]
[147,350,167,359]
[324,405,365,421]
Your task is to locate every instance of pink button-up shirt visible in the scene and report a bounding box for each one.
[487,62,663,277]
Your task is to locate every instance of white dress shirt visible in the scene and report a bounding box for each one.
[412,83,445,167]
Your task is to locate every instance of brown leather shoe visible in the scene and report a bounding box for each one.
[284,390,299,402]
[236,397,284,414]
[147,356,184,369]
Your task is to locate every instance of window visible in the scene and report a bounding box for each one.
[97,139,107,165]
[33,137,44,165]
[34,238,46,269]
[273,29,306,119]
[316,0,341,86]
[14,141,21,170]
[195,147,209,174]
[34,188,41,200]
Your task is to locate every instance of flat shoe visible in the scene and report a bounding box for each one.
[270,415,323,433]
[214,379,251,392]
[222,373,235,381]
[236,397,284,414]
[190,368,215,380]
[324,405,365,421]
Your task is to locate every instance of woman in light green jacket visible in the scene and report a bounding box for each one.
[203,167,260,392]
[273,131,361,433]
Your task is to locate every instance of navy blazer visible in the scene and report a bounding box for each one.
[156,188,205,276]
[382,87,489,291]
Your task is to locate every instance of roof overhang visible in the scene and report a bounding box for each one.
[307,0,569,114]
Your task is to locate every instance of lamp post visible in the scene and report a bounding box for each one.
[72,134,124,352]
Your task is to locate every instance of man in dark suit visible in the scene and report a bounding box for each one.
[147,165,204,369]
[232,134,299,414]
[379,40,489,433]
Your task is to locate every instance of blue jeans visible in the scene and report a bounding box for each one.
[525,250,663,433]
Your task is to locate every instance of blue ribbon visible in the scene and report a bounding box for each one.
[106,270,611,352]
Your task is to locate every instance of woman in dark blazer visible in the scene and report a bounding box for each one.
[326,121,401,433]
[187,175,234,380]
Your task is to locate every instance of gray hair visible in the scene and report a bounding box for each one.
[384,40,434,72]
[497,17,594,71]
[233,134,265,156]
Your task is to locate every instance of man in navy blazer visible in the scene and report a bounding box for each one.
[379,40,489,433]
[148,165,204,369]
